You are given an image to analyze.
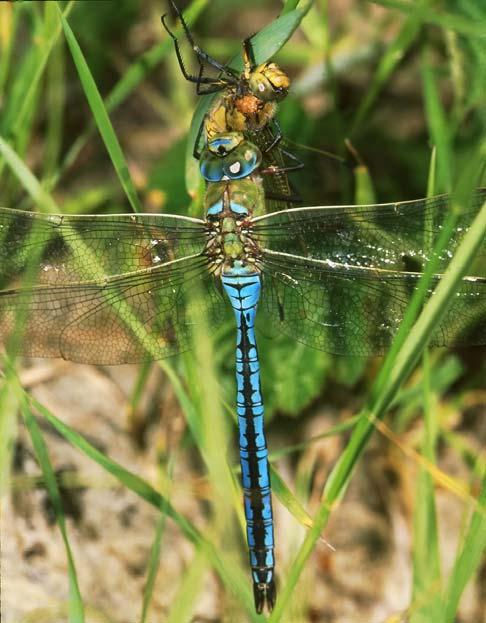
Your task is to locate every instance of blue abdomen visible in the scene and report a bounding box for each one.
[221,271,276,614]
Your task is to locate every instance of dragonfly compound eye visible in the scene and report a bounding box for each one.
[249,62,290,102]
[222,142,262,180]
[200,151,225,182]
[200,134,262,182]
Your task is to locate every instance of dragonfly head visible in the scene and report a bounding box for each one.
[200,132,262,182]
[248,62,290,102]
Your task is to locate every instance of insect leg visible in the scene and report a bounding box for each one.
[165,0,239,81]
[192,120,206,160]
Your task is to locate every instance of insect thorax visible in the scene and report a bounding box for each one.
[204,179,264,275]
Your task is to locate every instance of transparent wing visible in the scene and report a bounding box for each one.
[258,250,486,356]
[0,255,226,364]
[251,189,486,272]
[0,208,208,287]
[0,209,225,364]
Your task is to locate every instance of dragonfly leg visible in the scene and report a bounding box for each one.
[192,120,205,160]
[259,125,305,177]
[260,146,305,176]
[260,162,304,176]
[161,16,213,85]
[194,56,234,96]
[162,1,238,86]
[279,147,305,171]
[261,120,283,154]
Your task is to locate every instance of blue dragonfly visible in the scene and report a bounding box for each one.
[0,135,485,610]
[1,3,485,613]
[160,5,486,609]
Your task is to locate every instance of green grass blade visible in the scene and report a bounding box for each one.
[0,377,19,500]
[371,0,486,37]
[43,2,66,179]
[186,2,313,193]
[140,457,175,623]
[0,3,18,97]
[140,516,167,623]
[7,2,74,149]
[27,393,259,618]
[0,135,59,212]
[127,360,153,435]
[269,193,486,620]
[105,0,208,113]
[166,545,209,623]
[269,417,359,461]
[270,467,327,538]
[0,6,41,184]
[57,0,209,185]
[350,0,430,134]
[0,2,73,192]
[422,55,452,192]
[411,351,442,623]
[19,393,85,622]
[411,146,442,622]
[442,471,486,623]
[354,165,376,205]
[59,8,142,213]
[282,0,300,14]
[0,5,42,137]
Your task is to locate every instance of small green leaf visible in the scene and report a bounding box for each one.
[261,334,328,416]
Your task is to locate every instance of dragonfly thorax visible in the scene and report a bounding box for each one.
[204,180,263,276]
[222,221,245,260]
[201,132,264,275]
[204,213,259,276]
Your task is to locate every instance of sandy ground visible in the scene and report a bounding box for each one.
[2,358,485,622]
